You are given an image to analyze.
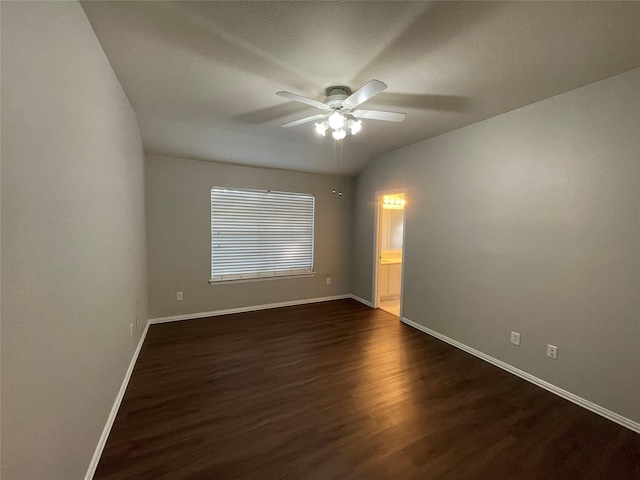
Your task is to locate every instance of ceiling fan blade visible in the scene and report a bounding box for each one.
[276,91,329,111]
[352,109,406,122]
[281,113,328,128]
[343,80,387,109]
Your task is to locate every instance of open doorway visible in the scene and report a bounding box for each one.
[373,190,406,318]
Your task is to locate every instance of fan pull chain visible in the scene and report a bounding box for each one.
[338,140,343,196]
[332,139,342,196]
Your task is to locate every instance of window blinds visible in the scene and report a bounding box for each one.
[210,187,315,282]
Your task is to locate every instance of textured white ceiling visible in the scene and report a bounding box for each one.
[81,1,640,176]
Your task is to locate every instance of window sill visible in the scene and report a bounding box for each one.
[209,272,316,285]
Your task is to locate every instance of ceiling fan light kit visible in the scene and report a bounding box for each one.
[315,114,362,139]
[277,79,406,140]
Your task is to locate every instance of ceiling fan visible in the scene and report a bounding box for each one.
[276,80,406,140]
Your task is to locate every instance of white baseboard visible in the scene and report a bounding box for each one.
[349,294,374,308]
[85,321,151,480]
[148,294,352,324]
[401,316,640,434]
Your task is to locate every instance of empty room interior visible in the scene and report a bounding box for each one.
[2,1,640,479]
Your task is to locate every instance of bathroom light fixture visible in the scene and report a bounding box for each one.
[383,197,405,208]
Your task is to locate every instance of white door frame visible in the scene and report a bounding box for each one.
[372,188,408,319]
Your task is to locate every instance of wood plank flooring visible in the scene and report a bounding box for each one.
[94,299,640,479]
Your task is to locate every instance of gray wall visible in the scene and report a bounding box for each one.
[146,156,354,318]
[353,69,640,423]
[1,2,148,479]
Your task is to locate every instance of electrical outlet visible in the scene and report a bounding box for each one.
[176,291,183,301]
[547,344,558,359]
[510,331,521,346]
[326,277,331,286]
[129,323,134,338]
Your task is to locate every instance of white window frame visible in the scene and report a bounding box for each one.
[210,187,315,284]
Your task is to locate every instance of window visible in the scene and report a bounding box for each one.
[210,187,315,283]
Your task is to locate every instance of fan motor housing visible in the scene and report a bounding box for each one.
[325,86,352,110]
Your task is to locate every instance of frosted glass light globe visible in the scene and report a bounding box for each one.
[332,129,347,140]
[328,111,345,130]
[348,119,362,135]
[315,121,329,136]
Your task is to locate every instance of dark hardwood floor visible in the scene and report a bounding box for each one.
[94,299,640,479]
